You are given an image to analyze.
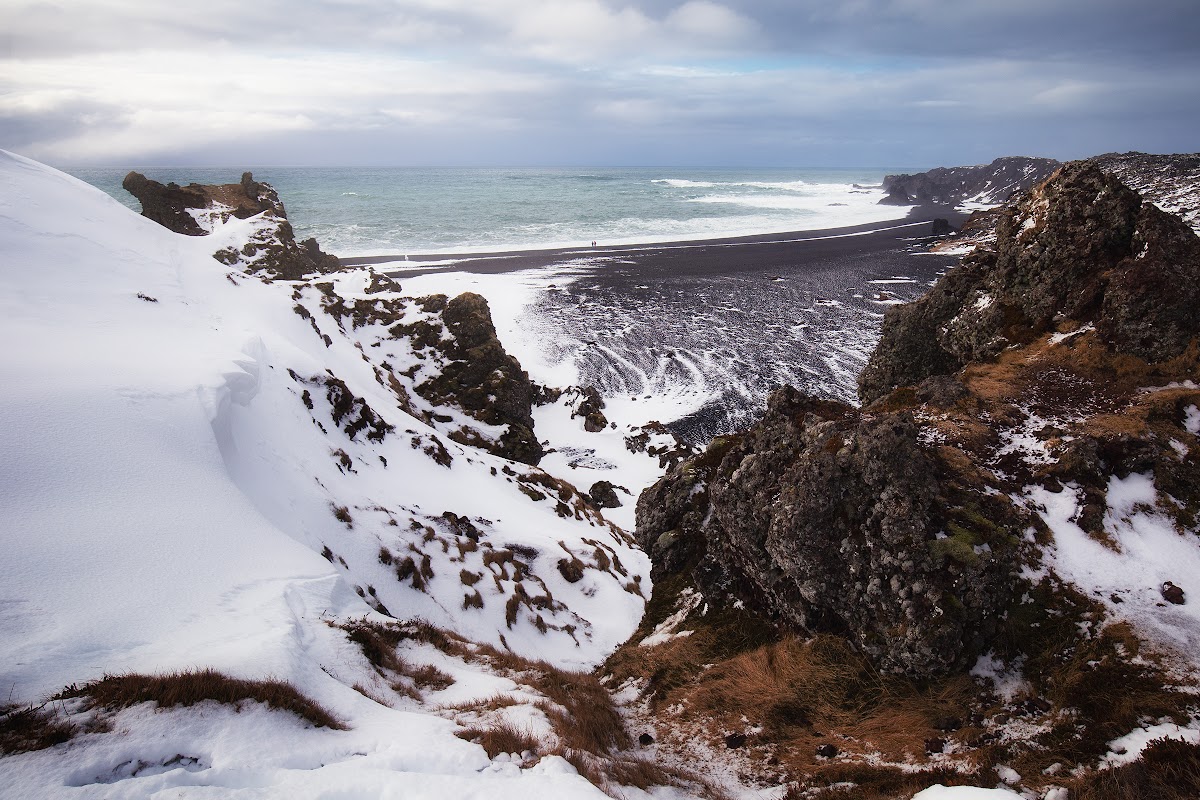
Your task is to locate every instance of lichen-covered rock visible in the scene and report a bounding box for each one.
[123,171,339,280]
[638,387,1021,677]
[860,163,1200,403]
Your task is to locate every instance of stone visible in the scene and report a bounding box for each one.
[588,480,623,508]
[1162,581,1186,605]
[637,386,1020,678]
[415,292,543,464]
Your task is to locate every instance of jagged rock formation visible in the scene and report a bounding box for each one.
[1090,151,1200,232]
[637,388,1023,677]
[123,171,339,280]
[406,292,544,464]
[632,163,1200,687]
[861,162,1200,403]
[880,156,1061,206]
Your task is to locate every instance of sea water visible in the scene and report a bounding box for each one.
[67,166,916,258]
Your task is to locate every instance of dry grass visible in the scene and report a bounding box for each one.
[398,619,726,799]
[680,635,979,770]
[787,763,984,800]
[456,719,543,759]
[1069,738,1200,800]
[58,669,344,729]
[338,618,456,697]
[0,703,78,754]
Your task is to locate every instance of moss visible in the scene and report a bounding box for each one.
[928,532,980,566]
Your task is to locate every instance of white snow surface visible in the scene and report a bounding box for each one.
[0,151,663,798]
[1027,475,1200,671]
[1101,721,1200,767]
[910,787,1023,800]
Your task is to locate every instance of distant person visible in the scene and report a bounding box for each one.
[591,240,597,247]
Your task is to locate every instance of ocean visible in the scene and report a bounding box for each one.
[66,166,916,257]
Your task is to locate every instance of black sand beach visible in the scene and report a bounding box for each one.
[341,205,966,279]
[350,205,968,443]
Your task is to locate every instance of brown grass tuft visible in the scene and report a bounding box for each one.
[1070,738,1200,800]
[59,669,344,729]
[0,704,78,754]
[456,719,543,759]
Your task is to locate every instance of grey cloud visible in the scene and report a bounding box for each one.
[1,0,1197,165]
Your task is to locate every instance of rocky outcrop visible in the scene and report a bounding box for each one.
[1089,151,1200,233]
[123,171,339,280]
[637,388,1022,677]
[880,156,1060,206]
[634,163,1200,682]
[861,163,1200,403]
[410,292,543,464]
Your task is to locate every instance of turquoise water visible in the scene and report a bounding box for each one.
[67,166,916,257]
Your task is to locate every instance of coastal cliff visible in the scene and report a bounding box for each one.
[123,170,340,279]
[611,163,1200,797]
[880,156,1061,207]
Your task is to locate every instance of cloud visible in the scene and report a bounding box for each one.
[0,0,1197,165]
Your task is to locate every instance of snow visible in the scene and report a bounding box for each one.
[0,151,659,799]
[1027,476,1200,670]
[970,653,1031,703]
[1186,404,1200,435]
[1101,721,1200,767]
[909,786,1023,799]
[1048,323,1094,344]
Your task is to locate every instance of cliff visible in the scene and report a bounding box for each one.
[879,156,1061,207]
[123,170,340,279]
[611,163,1200,797]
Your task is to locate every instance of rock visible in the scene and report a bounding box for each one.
[724,732,747,749]
[815,743,838,758]
[1162,581,1186,605]
[638,732,655,746]
[588,480,623,508]
[123,171,340,280]
[880,156,1061,206]
[934,716,963,732]
[931,218,954,236]
[121,172,210,235]
[925,737,946,754]
[637,386,1020,678]
[1088,151,1200,234]
[572,385,609,431]
[556,558,584,583]
[860,162,1200,403]
[415,293,543,464]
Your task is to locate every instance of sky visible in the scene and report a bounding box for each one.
[1,0,1198,168]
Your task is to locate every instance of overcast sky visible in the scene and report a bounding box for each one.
[2,0,1197,167]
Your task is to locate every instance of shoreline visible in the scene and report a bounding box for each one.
[342,204,969,278]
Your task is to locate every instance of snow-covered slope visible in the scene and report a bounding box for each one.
[0,151,673,798]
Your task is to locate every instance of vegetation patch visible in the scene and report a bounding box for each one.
[0,703,78,754]
[58,669,344,729]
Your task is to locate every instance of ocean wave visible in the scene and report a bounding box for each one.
[688,194,824,211]
[653,178,812,191]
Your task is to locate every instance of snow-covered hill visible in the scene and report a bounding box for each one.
[0,151,691,798]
